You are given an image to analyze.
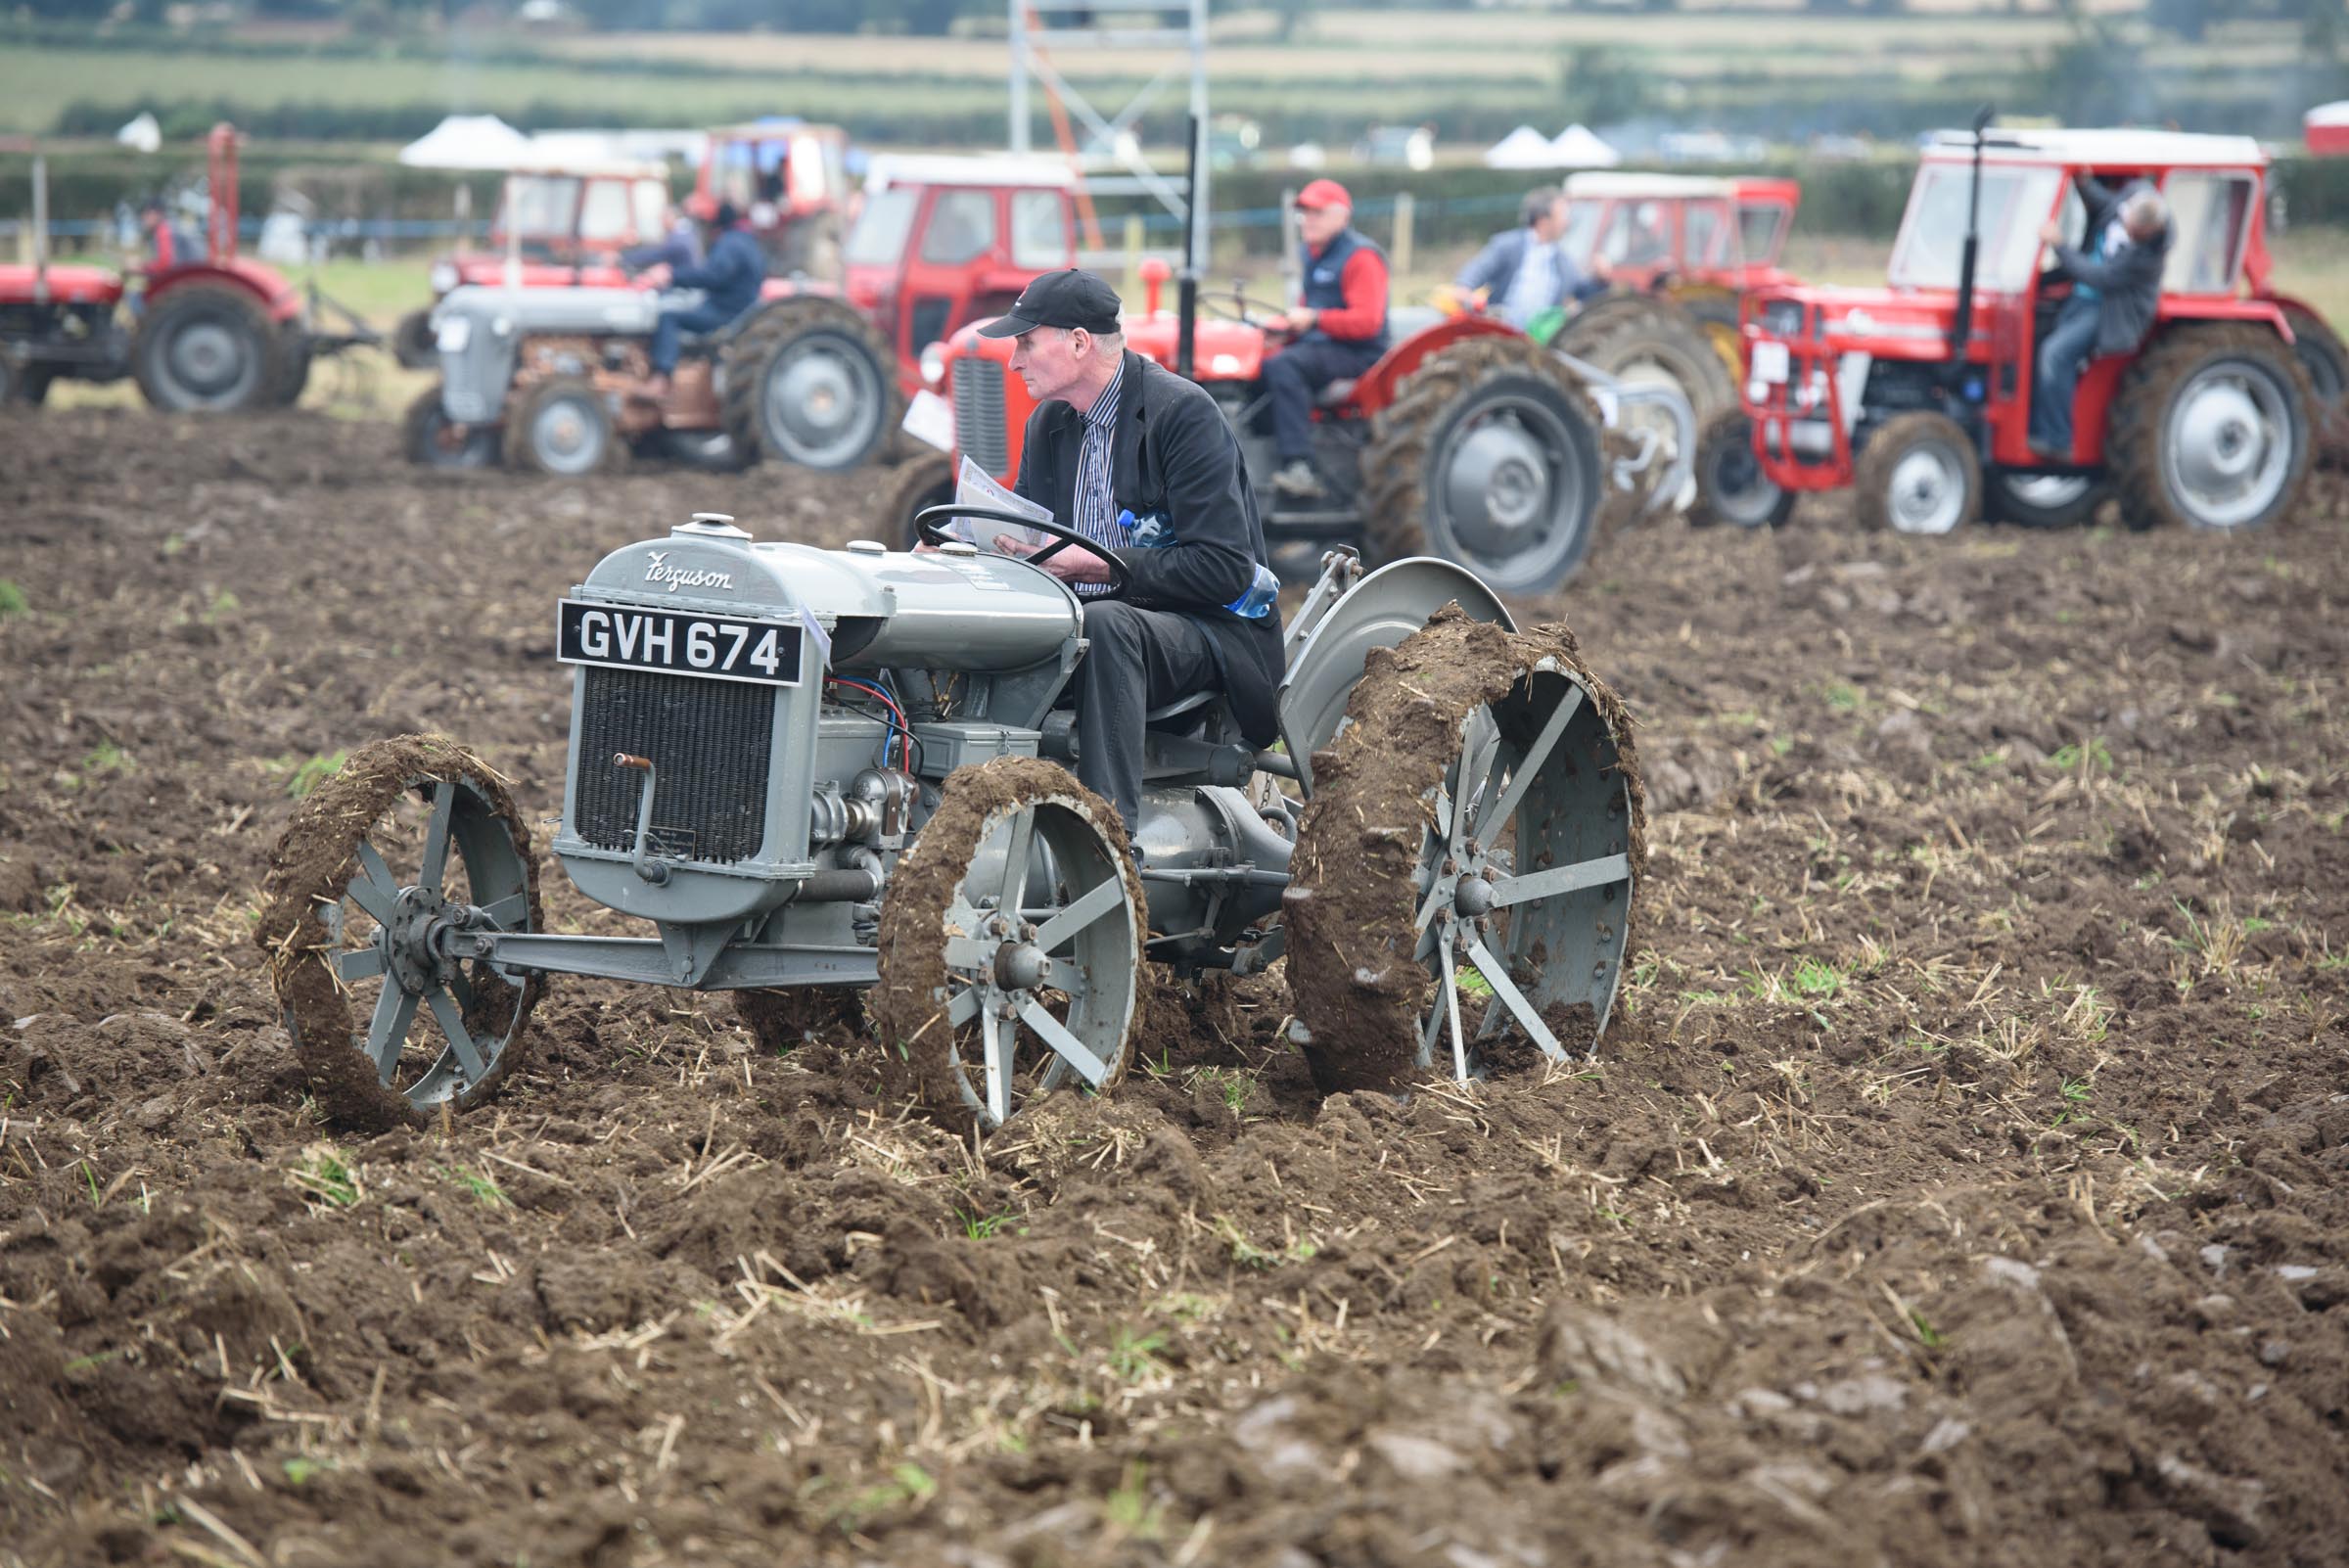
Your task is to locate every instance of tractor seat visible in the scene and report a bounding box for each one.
[1316,379,1358,407]
[1144,691,1219,728]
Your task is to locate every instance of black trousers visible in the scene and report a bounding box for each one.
[1076,600,1221,837]
[1264,337,1384,463]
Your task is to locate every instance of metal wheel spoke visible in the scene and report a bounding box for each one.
[1016,997,1113,1088]
[417,783,456,896]
[946,984,983,1029]
[1451,713,1503,848]
[1489,853,1632,908]
[479,893,528,930]
[1473,685,1585,844]
[445,964,476,1013]
[1462,933,1564,1060]
[1033,877,1126,952]
[1414,872,1449,940]
[980,1011,1014,1127]
[995,808,1037,915]
[944,933,990,972]
[425,988,488,1082]
[334,945,386,985]
[366,986,419,1080]
[348,844,400,926]
[1439,924,1469,1083]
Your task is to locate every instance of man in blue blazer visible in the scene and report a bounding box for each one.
[1454,187,1612,329]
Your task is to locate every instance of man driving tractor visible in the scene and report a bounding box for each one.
[1266,178,1390,501]
[633,201,765,402]
[2030,176,2172,462]
[1455,185,1611,331]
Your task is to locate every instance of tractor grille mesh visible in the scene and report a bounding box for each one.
[953,353,1009,474]
[573,669,774,864]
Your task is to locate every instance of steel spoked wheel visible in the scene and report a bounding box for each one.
[1855,410,1981,536]
[871,758,1144,1133]
[1689,407,1795,529]
[257,737,543,1130]
[1286,613,1643,1097]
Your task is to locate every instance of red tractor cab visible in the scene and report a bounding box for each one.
[1561,171,1801,300]
[394,161,674,367]
[694,120,851,278]
[1731,124,2319,534]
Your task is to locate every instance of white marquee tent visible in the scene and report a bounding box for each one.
[397,115,532,170]
[1483,125,1562,168]
[1547,124,1621,168]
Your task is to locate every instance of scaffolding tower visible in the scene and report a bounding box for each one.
[1008,0,1208,274]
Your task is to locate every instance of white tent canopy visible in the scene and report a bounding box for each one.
[1483,125,1562,168]
[1547,124,1621,168]
[397,115,532,170]
[115,111,161,155]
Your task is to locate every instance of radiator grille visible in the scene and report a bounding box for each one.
[952,353,1009,474]
[573,668,774,864]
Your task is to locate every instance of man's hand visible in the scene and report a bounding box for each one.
[1271,306,1316,335]
[1004,534,1113,585]
[1589,253,1615,280]
[2037,219,2063,247]
[637,261,673,290]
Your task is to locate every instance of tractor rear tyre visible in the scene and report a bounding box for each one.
[1854,410,1981,535]
[403,387,498,470]
[2108,324,2312,533]
[719,297,898,471]
[869,757,1146,1134]
[505,375,625,477]
[1556,295,1737,431]
[2278,303,2348,469]
[0,356,51,407]
[392,308,438,371]
[1688,408,1795,529]
[255,735,544,1131]
[134,280,275,411]
[879,448,955,550]
[266,323,312,408]
[1362,334,1607,595]
[1983,470,2106,530]
[1285,608,1643,1097]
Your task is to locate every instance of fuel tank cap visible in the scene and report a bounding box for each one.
[675,512,752,540]
[846,538,887,555]
[939,540,980,558]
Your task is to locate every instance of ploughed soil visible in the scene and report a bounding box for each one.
[3,407,2347,1568]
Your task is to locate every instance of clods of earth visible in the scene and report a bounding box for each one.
[3,408,2346,1567]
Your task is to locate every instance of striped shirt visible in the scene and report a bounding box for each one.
[1070,357,1129,597]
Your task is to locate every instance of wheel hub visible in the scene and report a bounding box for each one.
[766,341,878,464]
[1443,419,1554,552]
[1887,443,1965,534]
[172,321,245,393]
[382,886,459,996]
[991,936,1054,994]
[2165,362,2292,530]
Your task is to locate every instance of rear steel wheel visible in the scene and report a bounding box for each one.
[1286,612,1642,1096]
[1855,411,1980,535]
[870,758,1144,1133]
[256,736,543,1130]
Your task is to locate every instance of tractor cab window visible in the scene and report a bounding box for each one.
[577,179,634,244]
[2162,172,2256,294]
[1888,163,2063,294]
[1736,202,1789,266]
[920,190,996,265]
[1011,189,1070,269]
[1558,200,1605,270]
[1685,202,1740,268]
[500,176,580,241]
[791,135,836,205]
[847,187,920,267]
[631,179,668,245]
[714,139,794,210]
[1599,202,1673,267]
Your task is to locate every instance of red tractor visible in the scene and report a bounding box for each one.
[392,160,675,369]
[1717,123,2329,534]
[0,124,373,411]
[693,119,852,279]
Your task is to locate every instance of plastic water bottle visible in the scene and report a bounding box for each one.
[1118,509,1279,620]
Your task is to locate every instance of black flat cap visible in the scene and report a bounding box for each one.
[977,267,1124,338]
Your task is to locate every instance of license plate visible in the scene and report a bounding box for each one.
[1751,341,1791,384]
[558,599,802,687]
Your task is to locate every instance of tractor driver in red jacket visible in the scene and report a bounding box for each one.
[1266,178,1390,501]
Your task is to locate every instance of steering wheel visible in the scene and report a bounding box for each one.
[1198,286,1293,329]
[912,503,1130,596]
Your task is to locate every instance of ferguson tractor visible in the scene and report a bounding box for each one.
[1,124,375,410]
[391,161,676,370]
[407,157,1080,475]
[1724,123,2322,535]
[257,512,1643,1134]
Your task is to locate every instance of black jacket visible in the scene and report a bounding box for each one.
[1013,348,1285,746]
[670,226,765,321]
[2052,176,2172,358]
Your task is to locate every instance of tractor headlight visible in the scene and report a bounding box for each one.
[430,260,460,296]
[436,316,472,353]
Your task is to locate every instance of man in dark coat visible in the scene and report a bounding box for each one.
[977,268,1284,841]
[2030,176,2172,461]
[635,201,765,399]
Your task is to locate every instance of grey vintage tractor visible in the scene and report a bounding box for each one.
[257,510,1643,1132]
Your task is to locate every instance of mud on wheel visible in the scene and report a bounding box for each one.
[1361,334,1607,595]
[868,758,1146,1134]
[1688,407,1795,530]
[1285,608,1644,1097]
[718,297,898,471]
[255,735,544,1131]
[2107,323,2314,533]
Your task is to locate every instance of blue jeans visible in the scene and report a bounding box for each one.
[1265,337,1384,463]
[650,300,740,377]
[2029,296,2102,456]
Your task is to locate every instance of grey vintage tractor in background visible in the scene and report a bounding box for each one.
[258,510,1643,1132]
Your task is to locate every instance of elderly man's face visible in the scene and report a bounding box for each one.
[1298,203,1350,249]
[1008,325,1090,403]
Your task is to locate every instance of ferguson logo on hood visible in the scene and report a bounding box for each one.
[644,551,735,594]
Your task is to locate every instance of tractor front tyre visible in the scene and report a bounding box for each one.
[266,324,312,408]
[133,280,275,411]
[879,448,955,550]
[504,375,625,477]
[1854,411,1982,536]
[719,297,898,471]
[1688,408,1795,530]
[392,309,439,371]
[403,387,499,470]
[2108,324,2313,533]
[1361,335,1607,595]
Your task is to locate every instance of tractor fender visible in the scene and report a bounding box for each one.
[1343,315,1518,414]
[147,260,301,323]
[1274,557,1515,797]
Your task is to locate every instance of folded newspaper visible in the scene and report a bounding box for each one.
[942,457,1056,551]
